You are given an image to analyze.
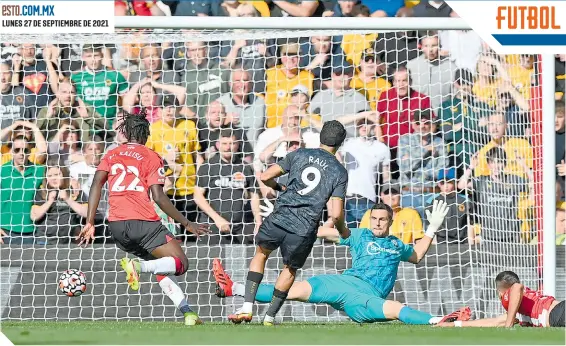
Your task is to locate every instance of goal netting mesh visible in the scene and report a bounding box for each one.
[0,28,563,322]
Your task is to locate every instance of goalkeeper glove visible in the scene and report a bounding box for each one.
[424,199,449,238]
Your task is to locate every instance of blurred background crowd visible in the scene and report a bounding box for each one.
[0,0,564,248]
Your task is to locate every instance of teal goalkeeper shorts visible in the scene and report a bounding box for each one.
[306,274,388,323]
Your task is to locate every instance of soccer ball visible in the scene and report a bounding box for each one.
[58,269,87,297]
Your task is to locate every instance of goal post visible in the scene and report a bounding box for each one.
[0,16,559,323]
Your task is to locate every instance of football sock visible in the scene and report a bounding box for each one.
[139,257,176,275]
[398,306,435,325]
[156,275,192,314]
[242,271,263,312]
[265,288,288,318]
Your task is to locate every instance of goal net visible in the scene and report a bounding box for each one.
[0,28,562,322]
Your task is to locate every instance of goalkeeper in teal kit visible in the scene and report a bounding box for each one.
[213,200,470,324]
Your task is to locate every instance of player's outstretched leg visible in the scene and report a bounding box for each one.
[364,298,470,325]
[213,259,311,303]
[228,246,272,324]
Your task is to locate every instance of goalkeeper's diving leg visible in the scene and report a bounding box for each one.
[213,259,470,324]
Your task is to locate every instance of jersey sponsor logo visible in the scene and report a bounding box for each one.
[0,105,23,119]
[83,86,110,102]
[214,175,245,189]
[198,75,221,93]
[366,241,400,256]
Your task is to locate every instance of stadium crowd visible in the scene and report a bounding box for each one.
[0,0,565,247]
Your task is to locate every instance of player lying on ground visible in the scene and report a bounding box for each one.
[76,111,209,326]
[229,121,350,326]
[215,200,471,325]
[437,270,565,328]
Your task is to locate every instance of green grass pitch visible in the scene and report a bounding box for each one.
[1,321,565,345]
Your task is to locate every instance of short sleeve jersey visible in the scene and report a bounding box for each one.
[269,148,348,237]
[339,228,414,298]
[97,143,165,222]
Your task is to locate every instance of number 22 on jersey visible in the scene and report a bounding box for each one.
[110,163,144,192]
[297,166,321,195]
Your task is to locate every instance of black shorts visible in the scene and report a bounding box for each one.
[549,301,565,327]
[255,219,316,270]
[109,220,174,261]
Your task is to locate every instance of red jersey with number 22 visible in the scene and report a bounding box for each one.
[501,286,555,327]
[97,143,165,222]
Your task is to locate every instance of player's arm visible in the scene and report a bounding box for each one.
[504,283,524,327]
[260,163,286,192]
[407,200,449,264]
[317,225,345,243]
[437,314,509,328]
[150,184,209,237]
[325,197,349,239]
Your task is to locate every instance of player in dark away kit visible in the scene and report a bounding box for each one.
[77,111,209,326]
[229,120,350,326]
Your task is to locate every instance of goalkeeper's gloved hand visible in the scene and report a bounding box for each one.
[424,200,449,238]
[259,198,274,218]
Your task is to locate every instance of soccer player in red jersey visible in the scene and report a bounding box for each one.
[438,271,564,328]
[77,111,209,326]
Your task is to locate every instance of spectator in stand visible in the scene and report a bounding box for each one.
[219,6,277,93]
[475,113,533,178]
[215,0,241,16]
[265,42,314,128]
[122,79,186,123]
[0,120,47,165]
[299,35,345,91]
[217,67,266,149]
[146,95,200,221]
[373,8,419,71]
[255,105,319,167]
[266,0,325,17]
[114,0,165,16]
[36,80,107,143]
[53,44,113,78]
[166,0,218,16]
[367,0,404,17]
[0,136,45,244]
[336,4,378,68]
[406,31,455,109]
[495,87,531,138]
[425,168,470,244]
[459,147,534,243]
[472,55,517,109]
[194,130,261,245]
[398,109,448,218]
[11,44,59,113]
[339,119,391,227]
[128,45,183,99]
[556,102,565,194]
[555,54,565,101]
[377,65,432,150]
[308,62,369,137]
[183,41,230,124]
[412,0,452,17]
[69,138,103,198]
[351,48,390,111]
[46,119,83,166]
[0,61,34,126]
[506,54,534,101]
[439,69,491,166]
[359,184,424,244]
[71,44,129,126]
[31,163,88,245]
[439,15,483,74]
[198,100,254,163]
